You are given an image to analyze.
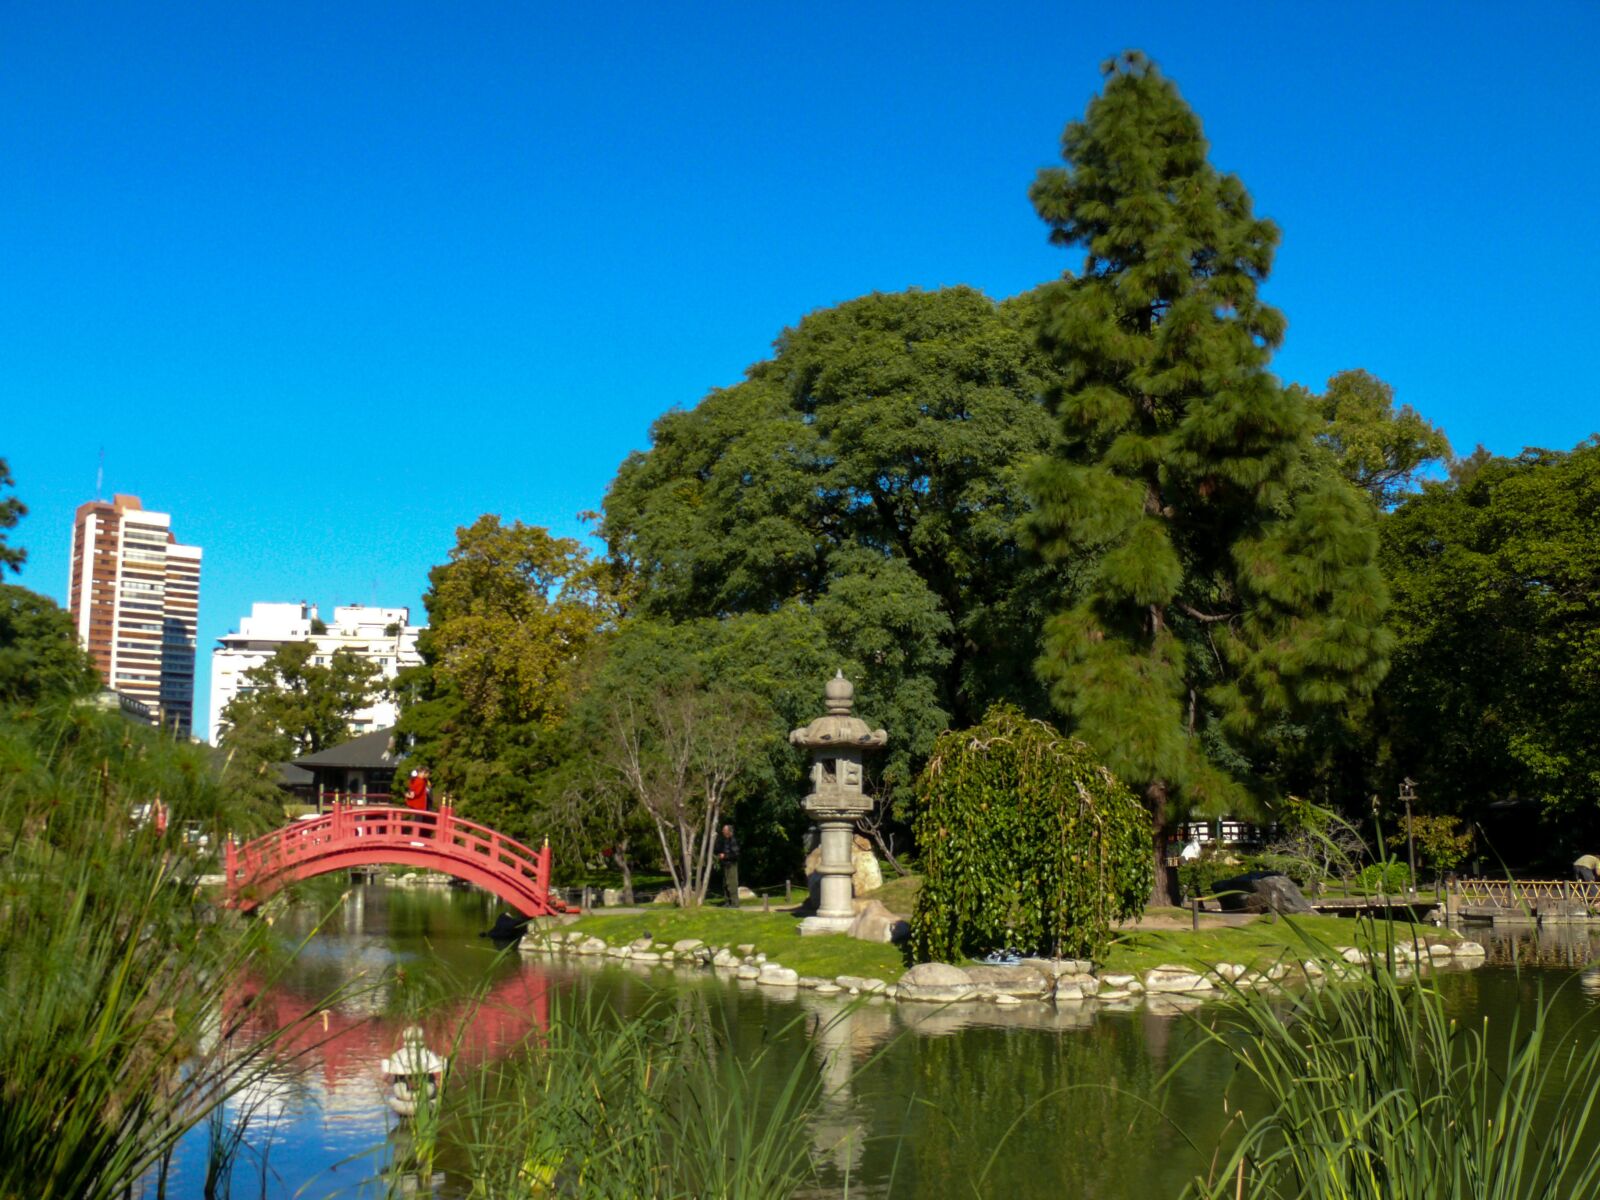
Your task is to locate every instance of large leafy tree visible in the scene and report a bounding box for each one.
[1295,369,1452,508]
[1026,52,1391,900]
[218,641,381,759]
[0,584,99,704]
[1378,438,1600,853]
[395,515,616,837]
[601,286,1069,749]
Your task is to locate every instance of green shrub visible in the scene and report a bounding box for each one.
[1356,861,1412,893]
[909,705,1150,962]
[1178,854,1244,901]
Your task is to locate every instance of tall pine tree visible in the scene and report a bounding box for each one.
[1027,52,1391,901]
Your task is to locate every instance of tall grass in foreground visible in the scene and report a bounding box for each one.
[0,701,321,1200]
[1178,928,1600,1199]
[445,989,831,1199]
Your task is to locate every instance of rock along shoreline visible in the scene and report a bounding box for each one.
[518,929,1486,1013]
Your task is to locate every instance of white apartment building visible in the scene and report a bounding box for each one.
[208,602,423,745]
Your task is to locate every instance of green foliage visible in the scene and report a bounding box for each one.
[1389,813,1472,871]
[1025,53,1392,879]
[0,583,99,704]
[1355,861,1412,893]
[1177,851,1246,901]
[909,705,1150,962]
[396,515,615,836]
[219,640,380,759]
[1376,438,1600,843]
[600,285,1073,787]
[453,995,827,1199]
[565,610,831,887]
[1183,943,1600,1199]
[1297,369,1452,508]
[0,701,295,1199]
[0,459,24,574]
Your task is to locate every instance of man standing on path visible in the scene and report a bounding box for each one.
[715,823,741,908]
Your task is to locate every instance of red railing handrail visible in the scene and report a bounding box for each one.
[223,803,562,916]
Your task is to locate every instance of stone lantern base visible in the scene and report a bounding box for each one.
[799,809,866,935]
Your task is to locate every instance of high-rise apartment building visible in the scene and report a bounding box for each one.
[208,602,423,745]
[68,494,202,734]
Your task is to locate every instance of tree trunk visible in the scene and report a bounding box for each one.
[616,839,635,906]
[1147,780,1177,908]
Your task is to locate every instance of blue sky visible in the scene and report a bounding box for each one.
[5,2,1598,738]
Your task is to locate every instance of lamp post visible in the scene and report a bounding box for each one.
[1400,777,1418,894]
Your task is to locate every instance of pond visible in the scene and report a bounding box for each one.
[164,885,1600,1199]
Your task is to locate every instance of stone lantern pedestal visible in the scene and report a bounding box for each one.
[790,673,887,935]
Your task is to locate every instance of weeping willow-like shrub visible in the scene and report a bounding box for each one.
[908,705,1150,963]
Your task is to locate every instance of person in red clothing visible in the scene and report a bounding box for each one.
[404,769,428,811]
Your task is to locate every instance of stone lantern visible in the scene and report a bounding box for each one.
[790,672,887,935]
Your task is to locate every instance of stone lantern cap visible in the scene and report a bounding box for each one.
[788,672,888,749]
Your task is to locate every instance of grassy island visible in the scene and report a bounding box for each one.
[557,899,1465,986]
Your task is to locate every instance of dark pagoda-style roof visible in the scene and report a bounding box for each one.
[292,728,400,771]
[275,761,314,787]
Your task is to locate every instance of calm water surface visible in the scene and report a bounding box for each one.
[166,885,1600,1199]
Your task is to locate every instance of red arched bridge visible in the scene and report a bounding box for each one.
[223,804,572,917]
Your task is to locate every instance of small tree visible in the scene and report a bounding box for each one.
[1254,795,1369,893]
[1388,813,1472,875]
[219,641,380,758]
[909,706,1151,962]
[605,682,769,906]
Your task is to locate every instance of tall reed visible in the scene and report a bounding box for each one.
[446,987,831,1199]
[1178,924,1600,1200]
[0,701,317,1200]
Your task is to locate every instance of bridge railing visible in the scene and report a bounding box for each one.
[1451,878,1597,909]
[224,804,555,907]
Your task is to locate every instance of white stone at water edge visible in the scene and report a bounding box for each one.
[712,948,738,967]
[1339,947,1368,965]
[736,963,760,980]
[1427,943,1455,959]
[631,950,661,964]
[758,965,800,987]
[836,975,886,994]
[1144,966,1214,994]
[1455,941,1486,956]
[671,938,704,953]
[897,962,977,1003]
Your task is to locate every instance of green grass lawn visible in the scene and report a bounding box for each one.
[563,902,1462,985]
[1101,912,1463,976]
[563,908,908,982]
[869,872,922,914]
